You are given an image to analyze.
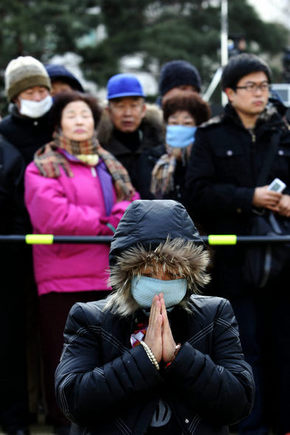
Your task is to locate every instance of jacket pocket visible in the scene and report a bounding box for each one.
[271,147,290,187]
[213,147,247,182]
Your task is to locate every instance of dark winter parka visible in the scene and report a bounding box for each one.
[55,200,254,435]
[0,134,25,235]
[97,105,165,198]
[0,133,28,309]
[0,105,54,235]
[0,133,27,276]
[185,103,290,297]
[0,105,54,166]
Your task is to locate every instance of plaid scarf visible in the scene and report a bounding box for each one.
[54,130,99,155]
[34,131,135,201]
[150,153,177,198]
[34,142,74,178]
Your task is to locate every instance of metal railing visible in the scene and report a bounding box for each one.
[1,234,290,245]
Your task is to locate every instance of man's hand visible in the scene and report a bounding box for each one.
[144,295,163,362]
[252,186,282,211]
[160,294,177,363]
[277,194,290,217]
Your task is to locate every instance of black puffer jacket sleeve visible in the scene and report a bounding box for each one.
[164,298,254,425]
[55,303,161,424]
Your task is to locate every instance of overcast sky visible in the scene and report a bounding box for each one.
[248,0,289,27]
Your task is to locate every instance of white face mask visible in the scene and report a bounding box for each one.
[19,95,53,118]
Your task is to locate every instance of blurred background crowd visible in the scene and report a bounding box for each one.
[2,1,290,435]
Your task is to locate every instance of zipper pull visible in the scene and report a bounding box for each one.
[248,128,256,143]
[91,167,97,177]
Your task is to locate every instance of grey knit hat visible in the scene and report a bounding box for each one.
[5,56,51,102]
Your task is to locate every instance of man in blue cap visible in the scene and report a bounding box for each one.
[107,73,146,133]
[98,73,164,198]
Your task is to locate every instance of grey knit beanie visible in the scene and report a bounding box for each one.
[159,60,202,97]
[5,56,51,102]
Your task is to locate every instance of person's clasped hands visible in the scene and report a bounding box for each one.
[144,293,180,366]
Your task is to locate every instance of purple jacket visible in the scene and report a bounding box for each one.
[25,159,136,296]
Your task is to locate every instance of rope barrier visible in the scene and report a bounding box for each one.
[1,234,290,245]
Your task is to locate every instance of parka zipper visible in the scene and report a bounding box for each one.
[248,128,256,185]
[249,128,256,143]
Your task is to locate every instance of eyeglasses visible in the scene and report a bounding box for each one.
[235,82,270,93]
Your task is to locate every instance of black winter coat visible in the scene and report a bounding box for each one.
[55,200,254,435]
[0,134,28,293]
[55,296,254,435]
[185,104,290,297]
[97,108,165,199]
[0,134,25,235]
[0,106,54,166]
[0,106,54,234]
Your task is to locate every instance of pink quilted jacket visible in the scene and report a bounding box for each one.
[25,160,137,296]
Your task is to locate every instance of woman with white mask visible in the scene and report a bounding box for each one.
[150,90,210,205]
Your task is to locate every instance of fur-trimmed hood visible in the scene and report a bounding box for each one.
[105,200,210,316]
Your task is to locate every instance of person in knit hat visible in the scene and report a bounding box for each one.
[158,60,202,103]
[5,56,51,103]
[0,56,54,166]
[45,64,84,96]
[0,56,55,434]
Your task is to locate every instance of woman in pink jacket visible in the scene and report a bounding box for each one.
[25,91,137,434]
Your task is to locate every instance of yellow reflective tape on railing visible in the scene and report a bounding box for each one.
[208,235,237,245]
[25,234,54,245]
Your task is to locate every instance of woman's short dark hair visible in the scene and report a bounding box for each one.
[162,90,210,126]
[51,91,102,129]
[221,53,272,90]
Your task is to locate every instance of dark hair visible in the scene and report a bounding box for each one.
[162,89,210,125]
[221,53,272,90]
[51,91,102,129]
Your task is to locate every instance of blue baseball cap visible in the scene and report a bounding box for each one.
[107,73,145,100]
